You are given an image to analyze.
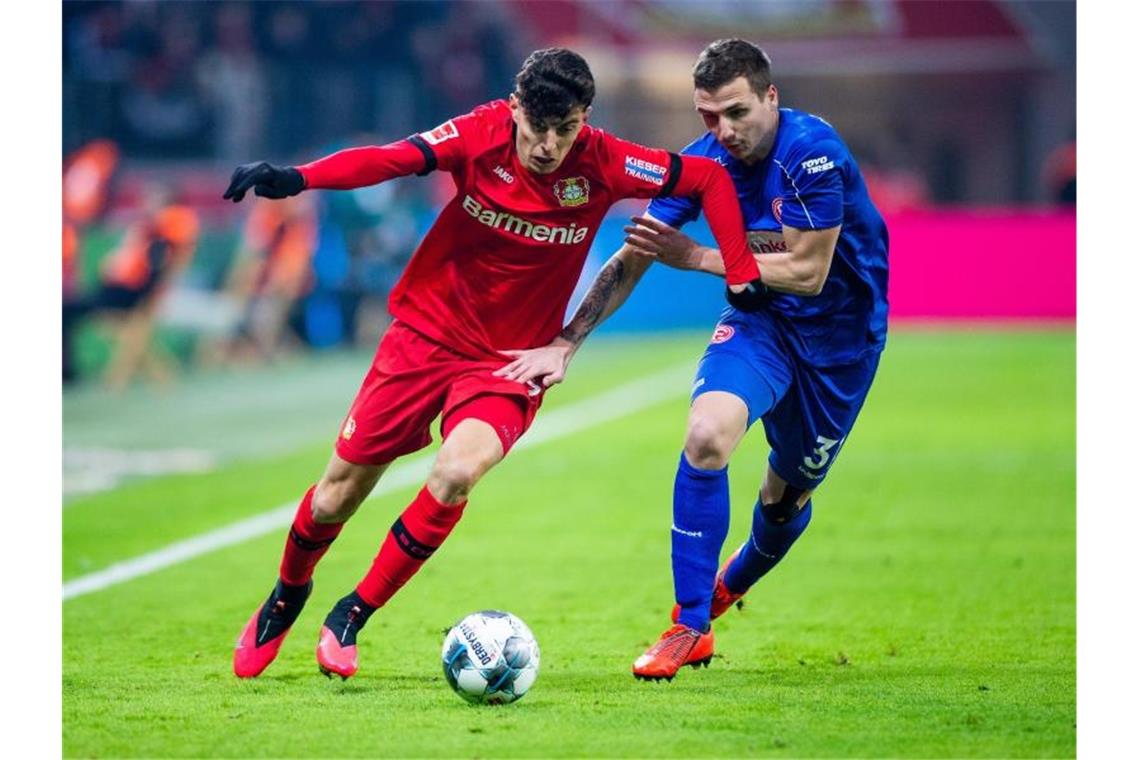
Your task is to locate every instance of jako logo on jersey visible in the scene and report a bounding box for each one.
[462,195,590,244]
[494,165,515,184]
[553,177,589,207]
[801,155,835,174]
[624,156,667,186]
[342,416,356,440]
[421,120,459,146]
[711,324,735,343]
[771,197,783,223]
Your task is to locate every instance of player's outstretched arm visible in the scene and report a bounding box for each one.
[223,140,434,203]
[492,242,654,387]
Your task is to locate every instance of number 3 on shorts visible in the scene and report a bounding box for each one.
[803,435,845,471]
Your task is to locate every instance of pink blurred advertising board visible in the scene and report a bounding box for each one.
[886,208,1076,321]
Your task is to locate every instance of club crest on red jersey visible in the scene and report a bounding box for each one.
[342,416,356,440]
[421,120,459,146]
[553,177,590,207]
[711,324,735,344]
[771,197,784,223]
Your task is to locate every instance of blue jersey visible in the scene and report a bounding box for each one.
[648,108,888,366]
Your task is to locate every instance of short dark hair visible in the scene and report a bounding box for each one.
[514,48,595,126]
[693,39,773,96]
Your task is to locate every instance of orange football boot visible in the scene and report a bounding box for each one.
[233,579,312,678]
[671,547,745,625]
[632,623,715,681]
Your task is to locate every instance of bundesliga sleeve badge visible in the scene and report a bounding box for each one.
[553,177,590,207]
[420,120,459,146]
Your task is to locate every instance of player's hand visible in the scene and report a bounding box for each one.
[623,215,703,270]
[223,162,306,203]
[493,340,575,387]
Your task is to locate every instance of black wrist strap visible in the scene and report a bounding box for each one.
[725,278,771,312]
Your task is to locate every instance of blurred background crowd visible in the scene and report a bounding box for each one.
[61,0,1076,389]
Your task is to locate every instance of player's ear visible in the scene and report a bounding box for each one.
[508,94,525,128]
[582,106,592,122]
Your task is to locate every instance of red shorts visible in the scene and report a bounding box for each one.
[335,321,544,465]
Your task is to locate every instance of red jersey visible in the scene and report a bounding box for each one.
[299,100,758,359]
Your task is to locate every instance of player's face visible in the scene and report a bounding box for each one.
[509,95,589,175]
[694,77,779,164]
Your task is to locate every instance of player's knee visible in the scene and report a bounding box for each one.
[760,485,808,525]
[427,456,487,504]
[684,415,734,470]
[311,478,364,523]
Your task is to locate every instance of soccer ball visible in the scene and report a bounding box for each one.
[441,610,540,705]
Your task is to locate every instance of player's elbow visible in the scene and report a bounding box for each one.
[787,260,828,296]
[802,273,827,296]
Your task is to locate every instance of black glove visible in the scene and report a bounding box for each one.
[725,278,772,312]
[223,162,306,203]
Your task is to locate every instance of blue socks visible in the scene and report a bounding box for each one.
[723,499,812,595]
[671,453,731,632]
[671,447,814,631]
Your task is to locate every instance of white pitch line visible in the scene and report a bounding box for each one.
[63,361,694,601]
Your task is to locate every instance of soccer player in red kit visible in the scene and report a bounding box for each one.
[224,48,766,680]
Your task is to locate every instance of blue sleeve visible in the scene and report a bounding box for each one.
[646,187,700,229]
[773,136,845,231]
[645,138,710,228]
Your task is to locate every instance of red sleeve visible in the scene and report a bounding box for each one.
[297,102,503,190]
[602,134,759,285]
[297,140,429,190]
[669,155,761,286]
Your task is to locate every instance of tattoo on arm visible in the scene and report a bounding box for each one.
[559,258,625,346]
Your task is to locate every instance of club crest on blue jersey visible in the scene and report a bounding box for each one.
[771,197,783,223]
[710,324,735,344]
[553,177,589,207]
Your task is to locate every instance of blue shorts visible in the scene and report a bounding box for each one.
[692,310,881,491]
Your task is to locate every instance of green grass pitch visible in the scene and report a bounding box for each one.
[63,329,1075,757]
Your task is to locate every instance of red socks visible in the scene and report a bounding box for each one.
[277,483,465,607]
[278,486,345,586]
[354,486,466,608]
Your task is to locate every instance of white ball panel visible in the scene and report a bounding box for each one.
[511,666,537,696]
[456,667,489,695]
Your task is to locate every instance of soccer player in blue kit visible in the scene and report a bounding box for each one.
[496,39,889,681]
